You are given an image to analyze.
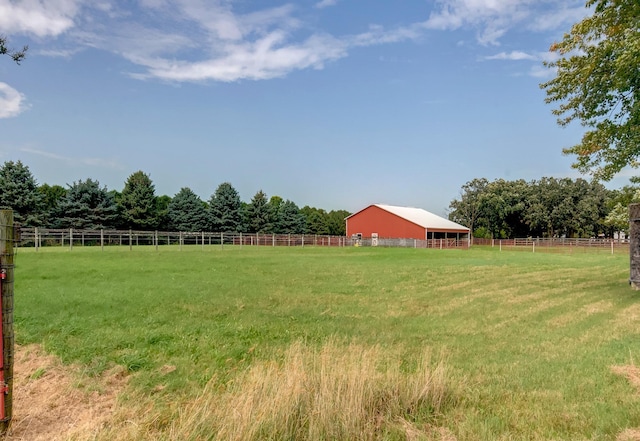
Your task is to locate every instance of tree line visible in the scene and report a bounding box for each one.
[0,161,349,236]
[448,177,639,239]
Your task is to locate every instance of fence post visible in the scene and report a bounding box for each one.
[202,232,205,251]
[221,232,224,250]
[129,229,132,252]
[155,231,158,252]
[70,228,73,251]
[101,229,104,251]
[630,204,640,289]
[0,210,15,433]
[34,227,39,252]
[179,232,183,251]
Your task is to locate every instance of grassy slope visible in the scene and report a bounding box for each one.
[13,245,640,440]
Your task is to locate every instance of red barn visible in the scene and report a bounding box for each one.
[346,204,470,240]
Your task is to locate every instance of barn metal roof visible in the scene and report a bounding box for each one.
[372,204,469,231]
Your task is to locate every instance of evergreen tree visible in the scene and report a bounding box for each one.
[119,171,158,230]
[0,160,44,226]
[245,190,273,233]
[326,210,350,236]
[208,182,242,232]
[53,179,118,229]
[167,188,207,231]
[38,183,66,227]
[156,194,172,231]
[275,199,305,234]
[301,206,329,235]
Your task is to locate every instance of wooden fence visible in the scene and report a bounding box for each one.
[472,237,629,254]
[17,228,470,250]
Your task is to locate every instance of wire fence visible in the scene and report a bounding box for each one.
[472,237,629,254]
[19,228,626,253]
[16,228,471,250]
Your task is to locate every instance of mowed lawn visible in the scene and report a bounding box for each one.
[13,245,640,440]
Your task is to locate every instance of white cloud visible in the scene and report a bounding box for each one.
[529,64,553,78]
[422,0,586,45]
[19,147,125,170]
[78,2,350,83]
[423,0,531,45]
[0,0,80,37]
[38,47,83,58]
[132,32,347,82]
[0,83,28,118]
[485,51,536,61]
[315,0,338,9]
[0,0,587,84]
[528,4,589,32]
[349,23,423,47]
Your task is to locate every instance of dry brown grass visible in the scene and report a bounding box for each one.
[612,363,640,441]
[3,341,458,441]
[2,345,127,441]
[156,339,458,441]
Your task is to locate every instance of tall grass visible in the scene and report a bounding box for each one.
[113,339,457,441]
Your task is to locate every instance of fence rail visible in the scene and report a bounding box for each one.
[472,237,629,254]
[17,228,470,250]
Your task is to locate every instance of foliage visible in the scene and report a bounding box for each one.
[0,36,28,64]
[449,177,611,238]
[0,160,44,226]
[448,178,488,233]
[167,188,208,232]
[52,179,119,229]
[209,182,242,232]
[245,190,273,233]
[38,184,66,227]
[326,210,350,236]
[526,178,610,238]
[301,206,330,235]
[119,171,158,230]
[275,199,305,234]
[541,0,640,180]
[604,185,640,234]
[155,194,172,231]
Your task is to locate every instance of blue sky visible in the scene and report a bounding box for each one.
[0,0,627,215]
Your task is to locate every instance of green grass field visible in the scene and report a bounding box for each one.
[13,245,640,440]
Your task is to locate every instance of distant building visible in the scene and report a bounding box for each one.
[345,204,470,240]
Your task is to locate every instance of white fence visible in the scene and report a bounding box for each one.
[472,237,629,254]
[17,228,470,250]
[18,228,348,250]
